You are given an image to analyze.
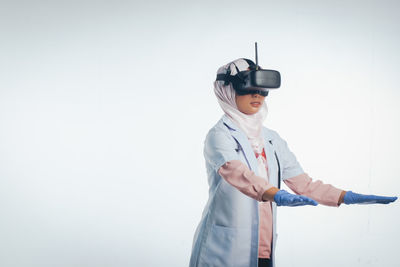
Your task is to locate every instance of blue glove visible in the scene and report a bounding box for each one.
[274,190,318,207]
[343,191,398,205]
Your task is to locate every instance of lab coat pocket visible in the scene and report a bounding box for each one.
[200,224,252,267]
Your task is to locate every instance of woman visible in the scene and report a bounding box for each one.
[189,58,397,267]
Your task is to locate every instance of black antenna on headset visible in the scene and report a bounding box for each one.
[255,42,259,70]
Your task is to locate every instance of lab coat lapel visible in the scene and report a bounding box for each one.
[221,115,259,175]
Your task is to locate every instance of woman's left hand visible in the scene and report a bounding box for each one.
[343,191,398,205]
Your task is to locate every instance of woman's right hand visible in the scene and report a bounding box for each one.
[273,189,319,207]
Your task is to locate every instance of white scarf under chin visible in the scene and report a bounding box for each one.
[213,58,268,154]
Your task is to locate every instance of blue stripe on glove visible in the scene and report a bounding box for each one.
[274,189,318,207]
[343,191,398,205]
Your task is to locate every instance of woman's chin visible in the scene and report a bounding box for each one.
[242,108,259,115]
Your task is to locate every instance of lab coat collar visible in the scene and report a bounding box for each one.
[221,115,259,175]
[222,115,273,173]
[221,115,278,187]
[221,114,239,131]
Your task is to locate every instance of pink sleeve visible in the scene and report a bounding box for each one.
[284,173,343,207]
[218,160,273,202]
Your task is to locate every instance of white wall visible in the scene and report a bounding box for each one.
[0,0,399,266]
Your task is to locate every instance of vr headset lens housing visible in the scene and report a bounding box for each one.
[216,64,281,97]
[234,69,281,96]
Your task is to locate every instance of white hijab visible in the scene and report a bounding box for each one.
[213,58,268,154]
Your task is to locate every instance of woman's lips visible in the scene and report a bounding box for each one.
[250,102,261,107]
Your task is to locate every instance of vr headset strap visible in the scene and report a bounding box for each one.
[242,58,256,69]
[216,73,243,86]
[215,59,257,85]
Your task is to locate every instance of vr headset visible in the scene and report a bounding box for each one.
[215,43,281,97]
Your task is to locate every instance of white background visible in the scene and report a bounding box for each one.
[1,0,399,266]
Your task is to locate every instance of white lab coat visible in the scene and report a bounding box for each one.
[189,115,304,267]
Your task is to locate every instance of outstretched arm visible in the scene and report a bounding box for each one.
[284,173,344,206]
[284,173,397,206]
[218,160,273,202]
[218,160,318,206]
[266,130,397,206]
